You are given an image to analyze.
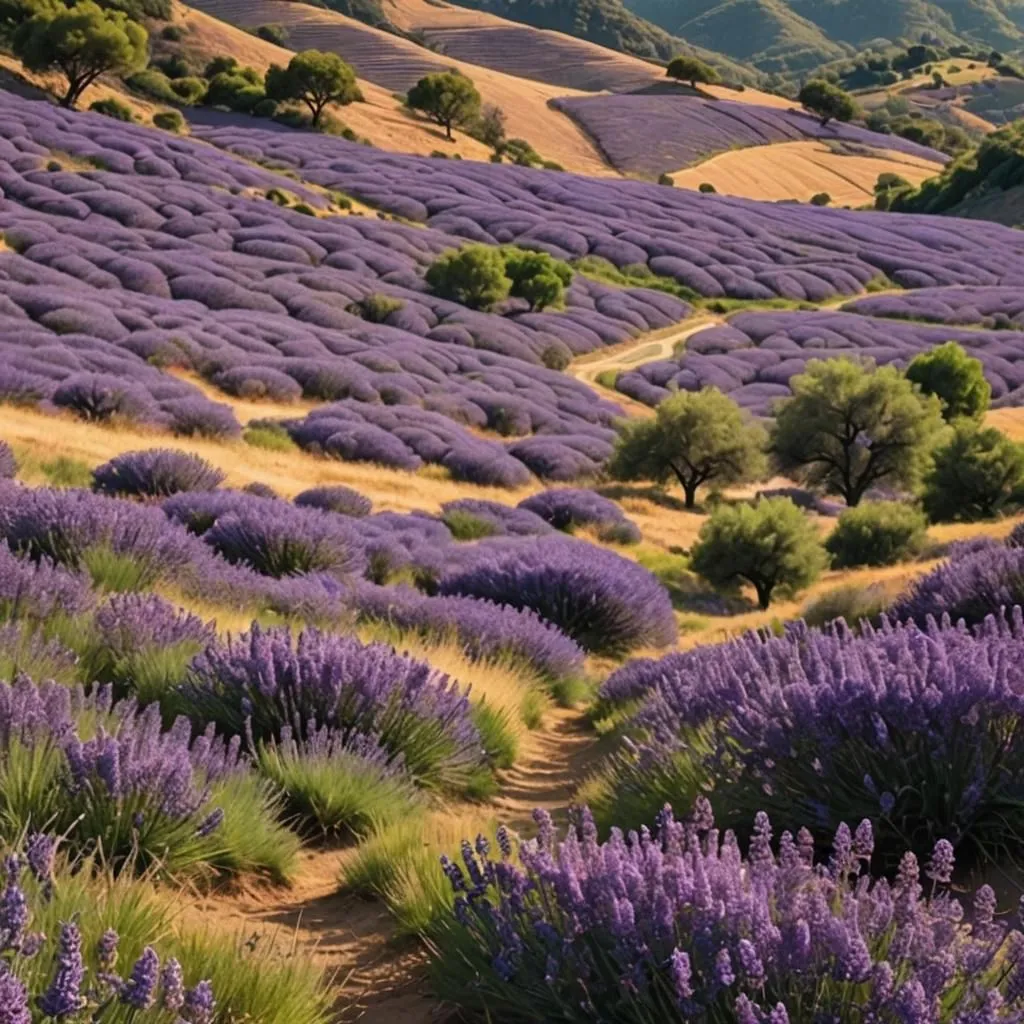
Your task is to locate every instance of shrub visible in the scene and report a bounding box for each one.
[666,54,719,87]
[0,442,16,480]
[348,293,404,323]
[608,389,767,509]
[429,803,1024,1024]
[153,109,184,132]
[922,421,1024,522]
[92,448,225,499]
[243,423,296,452]
[125,67,178,103]
[698,182,716,193]
[657,172,674,186]
[184,626,486,793]
[294,485,372,518]
[799,78,858,125]
[905,340,990,421]
[213,366,301,403]
[169,75,206,104]
[52,373,160,425]
[425,245,510,310]
[502,247,572,312]
[518,489,640,544]
[825,500,927,567]
[810,191,831,205]
[88,97,133,121]
[204,503,365,580]
[160,22,183,39]
[165,397,241,439]
[438,537,676,656]
[801,580,893,628]
[256,22,287,44]
[690,497,827,609]
[440,500,551,539]
[204,72,265,113]
[0,541,94,624]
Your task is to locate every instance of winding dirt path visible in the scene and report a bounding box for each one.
[186,706,599,1022]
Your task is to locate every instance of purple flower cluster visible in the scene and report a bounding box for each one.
[294,485,372,518]
[438,536,677,656]
[433,803,1024,1024]
[844,285,1024,330]
[185,625,484,791]
[518,488,641,544]
[0,541,94,623]
[0,443,15,481]
[440,499,554,538]
[0,838,214,1021]
[552,93,948,176]
[92,448,225,499]
[617,309,1024,415]
[353,582,585,684]
[599,610,1024,869]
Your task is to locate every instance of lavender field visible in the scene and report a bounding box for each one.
[551,93,949,176]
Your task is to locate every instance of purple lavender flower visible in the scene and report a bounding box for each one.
[37,921,85,1017]
[120,947,159,1009]
[160,957,185,1011]
[0,962,29,1024]
[183,980,216,1024]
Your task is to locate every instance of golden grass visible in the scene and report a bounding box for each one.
[0,403,542,513]
[669,140,943,205]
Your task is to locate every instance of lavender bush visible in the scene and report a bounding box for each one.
[430,803,1024,1024]
[52,374,163,426]
[294,485,372,518]
[92,449,225,499]
[438,537,676,656]
[596,611,1024,872]
[518,489,641,544]
[184,626,487,794]
[0,442,16,481]
[0,541,94,623]
[440,500,553,540]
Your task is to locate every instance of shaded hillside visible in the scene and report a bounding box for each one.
[440,0,760,82]
[624,0,1024,73]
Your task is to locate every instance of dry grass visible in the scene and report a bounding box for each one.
[0,403,541,513]
[183,0,612,173]
[669,140,943,205]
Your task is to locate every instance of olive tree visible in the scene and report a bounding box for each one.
[905,341,991,422]
[772,358,944,506]
[407,71,481,140]
[666,55,719,88]
[265,50,361,127]
[425,245,510,310]
[690,497,827,609]
[608,388,767,509]
[14,1,147,109]
[798,79,858,126]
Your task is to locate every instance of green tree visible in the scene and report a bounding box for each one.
[772,358,944,507]
[13,1,147,109]
[503,248,572,311]
[0,0,48,44]
[407,71,481,141]
[608,388,767,509]
[473,103,506,149]
[921,421,1024,522]
[690,497,827,609]
[798,79,858,127]
[425,245,510,310]
[666,55,719,89]
[825,501,927,568]
[265,50,361,128]
[904,341,990,422]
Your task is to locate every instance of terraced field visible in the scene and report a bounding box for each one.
[185,0,613,173]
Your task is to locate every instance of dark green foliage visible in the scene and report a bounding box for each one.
[825,501,927,568]
[14,1,148,109]
[153,109,184,132]
[407,71,481,140]
[348,294,404,323]
[498,137,543,167]
[657,172,674,186]
[798,79,857,126]
[772,358,945,506]
[922,421,1024,522]
[205,70,265,113]
[609,388,767,509]
[159,22,183,40]
[698,182,716,193]
[690,497,827,609]
[125,67,178,103]
[265,50,361,127]
[256,22,287,45]
[153,52,189,79]
[905,341,991,422]
[169,75,206,104]
[425,245,510,309]
[502,247,572,311]
[89,97,133,120]
[666,54,719,86]
[810,191,831,206]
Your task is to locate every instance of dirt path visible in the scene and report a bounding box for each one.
[185,705,599,1022]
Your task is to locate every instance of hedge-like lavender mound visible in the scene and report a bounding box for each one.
[92,449,225,498]
[518,489,640,544]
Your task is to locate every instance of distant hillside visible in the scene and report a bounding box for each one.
[622,0,1024,73]
[440,0,760,82]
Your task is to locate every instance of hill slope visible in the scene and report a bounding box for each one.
[624,0,1024,72]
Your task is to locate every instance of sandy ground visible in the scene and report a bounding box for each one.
[667,140,943,204]
[183,0,614,174]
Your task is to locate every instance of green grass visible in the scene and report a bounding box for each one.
[243,424,297,452]
[19,453,95,488]
[472,700,518,771]
[573,256,700,303]
[442,509,499,540]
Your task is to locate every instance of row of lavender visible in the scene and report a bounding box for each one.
[429,535,1024,1023]
[618,306,1024,415]
[551,93,949,177]
[0,94,694,483]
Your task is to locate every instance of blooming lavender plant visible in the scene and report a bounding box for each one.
[430,803,1024,1024]
[0,444,16,482]
[596,610,1024,872]
[185,625,485,793]
[518,488,641,544]
[0,542,93,623]
[92,449,225,499]
[294,486,372,518]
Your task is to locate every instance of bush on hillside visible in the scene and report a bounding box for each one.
[92,448,224,499]
[825,500,927,568]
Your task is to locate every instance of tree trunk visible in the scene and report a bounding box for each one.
[755,581,772,610]
[445,121,453,141]
[683,481,699,509]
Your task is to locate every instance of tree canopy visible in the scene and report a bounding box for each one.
[922,421,1024,522]
[502,248,572,312]
[905,341,991,422]
[608,388,767,509]
[798,79,857,126]
[772,358,944,506]
[265,50,361,127]
[666,55,719,88]
[690,497,827,609]
[425,245,510,310]
[406,71,481,140]
[14,0,147,109]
